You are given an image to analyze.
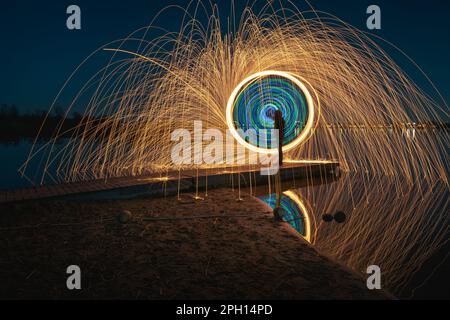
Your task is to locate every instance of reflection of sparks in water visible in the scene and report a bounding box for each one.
[261,173,448,296]
[294,173,448,297]
[258,191,313,243]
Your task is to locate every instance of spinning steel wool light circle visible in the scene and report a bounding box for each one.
[226,71,315,154]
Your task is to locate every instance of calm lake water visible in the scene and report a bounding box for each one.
[1,140,36,189]
[1,140,72,190]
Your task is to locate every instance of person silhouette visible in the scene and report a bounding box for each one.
[273,109,285,219]
[274,109,284,167]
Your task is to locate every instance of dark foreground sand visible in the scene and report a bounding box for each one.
[0,189,390,299]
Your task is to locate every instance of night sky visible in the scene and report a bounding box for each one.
[0,0,449,116]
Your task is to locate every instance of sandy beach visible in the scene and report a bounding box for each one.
[0,189,390,299]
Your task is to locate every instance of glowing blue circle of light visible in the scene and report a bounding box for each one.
[226,71,315,153]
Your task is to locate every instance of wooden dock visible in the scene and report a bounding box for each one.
[0,161,339,203]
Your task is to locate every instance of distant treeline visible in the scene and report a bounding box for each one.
[0,104,86,145]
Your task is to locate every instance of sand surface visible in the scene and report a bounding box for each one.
[0,189,389,299]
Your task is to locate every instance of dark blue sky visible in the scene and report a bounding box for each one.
[0,0,449,115]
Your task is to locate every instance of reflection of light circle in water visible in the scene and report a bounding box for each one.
[257,190,312,243]
[226,71,316,154]
[283,191,312,243]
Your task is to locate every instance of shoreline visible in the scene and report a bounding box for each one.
[0,188,390,299]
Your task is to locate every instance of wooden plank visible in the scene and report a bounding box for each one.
[0,161,339,203]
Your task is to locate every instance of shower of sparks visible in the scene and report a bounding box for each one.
[20,2,448,185]
[19,1,448,295]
